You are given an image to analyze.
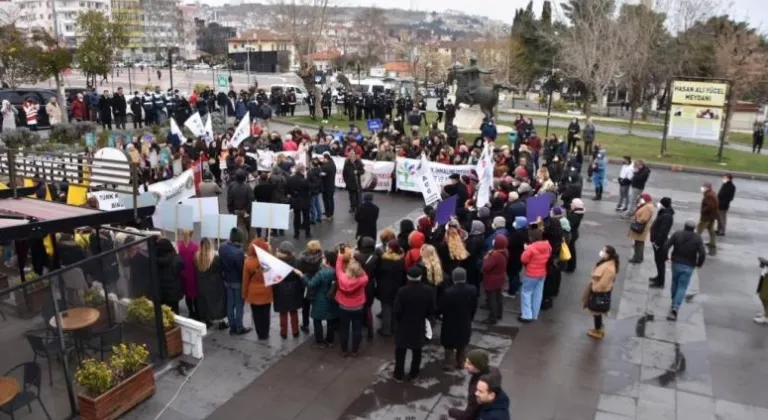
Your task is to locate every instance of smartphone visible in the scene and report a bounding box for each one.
[339,244,346,253]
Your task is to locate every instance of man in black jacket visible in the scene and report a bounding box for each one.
[112,87,127,129]
[252,172,276,238]
[716,174,736,236]
[320,152,337,219]
[355,193,379,240]
[393,266,437,381]
[649,197,675,289]
[625,160,651,218]
[286,164,311,239]
[342,150,364,213]
[663,219,706,321]
[98,90,113,130]
[227,169,254,235]
[444,99,457,131]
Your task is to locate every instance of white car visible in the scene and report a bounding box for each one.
[212,64,225,70]
[193,63,211,70]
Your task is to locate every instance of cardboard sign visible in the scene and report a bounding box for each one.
[158,203,194,231]
[180,197,220,222]
[200,214,238,239]
[87,190,127,211]
[250,202,290,230]
[254,245,293,286]
[366,118,382,132]
[419,154,441,206]
[525,193,555,222]
[435,195,458,225]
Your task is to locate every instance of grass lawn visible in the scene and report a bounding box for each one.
[279,115,766,175]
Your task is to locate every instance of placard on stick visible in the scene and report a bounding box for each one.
[201,214,238,239]
[435,195,458,225]
[250,202,290,230]
[180,197,219,222]
[525,193,555,222]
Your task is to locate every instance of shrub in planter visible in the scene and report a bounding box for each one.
[126,297,181,357]
[109,343,150,380]
[83,288,106,307]
[48,122,98,146]
[0,128,42,149]
[75,359,115,398]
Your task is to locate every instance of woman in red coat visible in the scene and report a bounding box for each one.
[71,94,86,121]
[481,234,508,325]
[519,229,552,323]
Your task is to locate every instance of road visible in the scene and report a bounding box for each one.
[114,119,768,420]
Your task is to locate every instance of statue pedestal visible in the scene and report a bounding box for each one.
[450,104,515,135]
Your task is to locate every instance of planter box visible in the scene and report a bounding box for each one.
[77,364,155,420]
[12,283,51,318]
[165,326,182,358]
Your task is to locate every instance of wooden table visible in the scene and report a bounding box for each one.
[0,376,19,407]
[48,307,100,331]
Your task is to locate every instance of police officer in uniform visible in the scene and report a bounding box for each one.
[142,88,155,125]
[405,95,414,115]
[345,91,356,121]
[256,89,268,104]
[130,91,143,128]
[306,91,316,120]
[396,95,406,120]
[153,86,166,124]
[418,96,428,126]
[355,92,364,121]
[287,88,297,117]
[364,93,374,120]
[280,90,289,116]
[336,88,346,116]
[321,89,332,122]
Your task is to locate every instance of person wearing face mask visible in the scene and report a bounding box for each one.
[625,160,651,218]
[696,182,719,256]
[567,118,580,152]
[663,220,706,321]
[649,197,675,288]
[582,245,619,340]
[716,174,736,236]
[628,193,654,264]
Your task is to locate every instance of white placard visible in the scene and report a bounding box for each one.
[200,214,238,239]
[250,202,290,230]
[254,245,293,286]
[180,197,219,222]
[184,112,205,137]
[204,113,213,140]
[159,203,194,231]
[119,191,156,209]
[476,143,494,208]
[87,190,127,211]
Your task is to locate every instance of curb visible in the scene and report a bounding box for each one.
[605,158,768,181]
[275,118,768,181]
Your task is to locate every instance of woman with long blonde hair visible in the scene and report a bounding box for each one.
[438,224,469,276]
[536,167,556,194]
[195,238,226,328]
[420,244,444,287]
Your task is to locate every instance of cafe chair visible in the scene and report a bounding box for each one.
[81,324,123,361]
[24,330,75,387]
[0,363,52,420]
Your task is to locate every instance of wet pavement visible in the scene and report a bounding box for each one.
[121,147,768,420]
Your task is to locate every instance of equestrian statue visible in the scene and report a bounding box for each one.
[446,56,515,122]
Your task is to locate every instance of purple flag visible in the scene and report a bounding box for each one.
[435,195,458,225]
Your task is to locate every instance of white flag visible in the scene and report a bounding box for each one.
[475,142,494,208]
[184,112,205,137]
[170,118,187,143]
[254,245,294,286]
[204,113,213,139]
[419,153,441,206]
[230,115,251,148]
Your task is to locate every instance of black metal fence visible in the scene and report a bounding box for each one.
[0,228,165,419]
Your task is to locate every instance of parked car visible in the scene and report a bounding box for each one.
[0,88,55,129]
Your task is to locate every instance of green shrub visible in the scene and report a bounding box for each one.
[126,297,175,331]
[109,343,149,380]
[83,288,105,307]
[0,128,42,149]
[47,121,98,146]
[75,359,115,397]
[553,99,569,113]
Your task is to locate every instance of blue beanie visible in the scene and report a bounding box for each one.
[513,216,529,230]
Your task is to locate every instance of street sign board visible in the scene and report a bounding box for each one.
[217,74,228,89]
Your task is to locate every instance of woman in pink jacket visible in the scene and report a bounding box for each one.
[177,231,200,321]
[335,250,369,357]
[519,229,552,323]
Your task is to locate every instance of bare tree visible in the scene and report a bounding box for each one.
[273,0,334,116]
[355,7,388,64]
[666,0,725,32]
[554,1,629,116]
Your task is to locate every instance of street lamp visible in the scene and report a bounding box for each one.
[246,47,252,87]
[544,56,556,139]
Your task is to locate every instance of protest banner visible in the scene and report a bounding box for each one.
[395,158,474,193]
[321,156,394,192]
[254,245,293,286]
[246,150,308,172]
[147,169,196,206]
[476,143,494,208]
[419,153,441,206]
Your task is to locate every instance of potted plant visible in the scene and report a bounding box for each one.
[126,297,182,358]
[76,343,155,420]
[12,272,51,317]
[83,288,108,325]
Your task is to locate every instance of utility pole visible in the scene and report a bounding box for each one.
[168,49,174,90]
[544,57,555,138]
[49,0,66,118]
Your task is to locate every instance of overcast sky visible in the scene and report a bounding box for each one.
[201,0,765,30]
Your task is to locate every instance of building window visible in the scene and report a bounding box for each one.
[80,2,84,7]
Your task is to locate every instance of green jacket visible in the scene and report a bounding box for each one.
[303,267,339,320]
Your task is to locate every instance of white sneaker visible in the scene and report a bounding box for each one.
[753,315,767,324]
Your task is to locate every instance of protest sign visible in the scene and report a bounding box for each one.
[254,246,293,286]
[435,195,458,225]
[184,112,205,137]
[170,117,188,143]
[313,155,394,192]
[525,193,555,222]
[180,197,219,222]
[158,203,194,232]
[87,191,127,211]
[250,202,290,230]
[366,118,382,132]
[245,151,308,172]
[204,113,213,141]
[476,143,494,208]
[201,214,238,239]
[147,169,196,207]
[230,115,251,148]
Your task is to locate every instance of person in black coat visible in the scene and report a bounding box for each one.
[342,150,364,212]
[464,221,486,291]
[393,266,437,381]
[286,164,312,239]
[252,172,276,238]
[112,87,127,129]
[155,238,184,313]
[397,219,415,252]
[564,199,585,273]
[716,174,736,236]
[506,217,528,296]
[355,193,379,240]
[130,92,143,128]
[98,90,113,130]
[354,236,379,341]
[442,174,469,209]
[439,268,477,370]
[542,210,565,310]
[375,240,405,336]
[273,242,304,338]
[320,152,337,219]
[227,169,254,233]
[649,197,675,288]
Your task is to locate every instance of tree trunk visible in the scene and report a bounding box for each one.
[55,73,66,121]
[628,106,635,135]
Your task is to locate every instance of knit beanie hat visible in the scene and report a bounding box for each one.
[492,216,506,229]
[518,182,532,194]
[466,349,490,373]
[278,241,294,254]
[452,267,467,283]
[407,266,422,281]
[660,197,672,208]
[478,206,491,218]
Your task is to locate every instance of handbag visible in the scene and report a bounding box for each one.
[559,240,572,262]
[630,221,646,234]
[588,290,612,313]
[424,319,433,340]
